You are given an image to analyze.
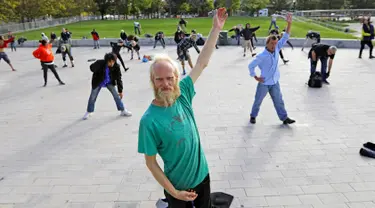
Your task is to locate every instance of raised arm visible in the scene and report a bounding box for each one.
[189,8,228,83]
[277,13,292,49]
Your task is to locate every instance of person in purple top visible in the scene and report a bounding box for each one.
[82,53,132,120]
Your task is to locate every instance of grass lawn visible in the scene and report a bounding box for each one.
[12,16,357,40]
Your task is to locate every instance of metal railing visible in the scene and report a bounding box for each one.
[0,16,101,34]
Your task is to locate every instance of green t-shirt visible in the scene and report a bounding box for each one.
[138,76,209,191]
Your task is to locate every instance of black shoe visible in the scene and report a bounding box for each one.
[59,81,65,85]
[359,55,362,59]
[124,67,129,72]
[250,117,256,124]
[364,142,375,151]
[43,83,47,87]
[359,148,375,159]
[283,60,289,64]
[252,53,256,57]
[283,117,295,124]
[63,64,68,68]
[243,54,246,57]
[370,55,375,59]
[323,80,330,85]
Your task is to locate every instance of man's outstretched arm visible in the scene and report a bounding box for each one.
[189,8,228,83]
[277,13,293,49]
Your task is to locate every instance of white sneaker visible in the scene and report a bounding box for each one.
[155,198,168,208]
[82,112,92,120]
[120,109,132,117]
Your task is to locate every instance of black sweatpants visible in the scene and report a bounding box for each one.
[164,174,211,208]
[42,63,62,84]
[359,40,373,57]
[115,52,127,71]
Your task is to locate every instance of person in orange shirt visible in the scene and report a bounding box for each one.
[0,35,16,71]
[33,39,65,87]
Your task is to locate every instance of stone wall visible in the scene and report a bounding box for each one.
[17,37,362,49]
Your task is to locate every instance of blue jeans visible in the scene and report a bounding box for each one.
[87,84,124,113]
[250,82,288,121]
[269,21,277,30]
[310,56,327,81]
[93,40,100,48]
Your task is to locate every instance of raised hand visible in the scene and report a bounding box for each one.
[285,13,292,23]
[213,8,228,30]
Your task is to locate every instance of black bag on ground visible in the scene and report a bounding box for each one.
[308,71,322,88]
[211,192,234,208]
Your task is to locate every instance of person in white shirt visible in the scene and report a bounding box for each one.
[269,13,281,31]
[134,22,141,35]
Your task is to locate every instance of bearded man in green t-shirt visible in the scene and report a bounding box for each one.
[137,8,228,208]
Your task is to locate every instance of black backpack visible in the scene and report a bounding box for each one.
[308,71,322,88]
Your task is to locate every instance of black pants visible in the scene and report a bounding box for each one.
[42,63,62,84]
[359,40,373,57]
[279,50,285,60]
[164,174,211,208]
[115,52,127,71]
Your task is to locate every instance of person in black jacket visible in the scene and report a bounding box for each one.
[240,23,259,57]
[302,30,320,51]
[154,31,165,49]
[174,26,185,44]
[359,17,375,59]
[120,30,131,53]
[110,39,130,71]
[229,25,242,45]
[82,53,132,120]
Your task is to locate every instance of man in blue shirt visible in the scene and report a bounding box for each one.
[248,13,295,125]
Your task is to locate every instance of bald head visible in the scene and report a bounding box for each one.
[150,55,181,106]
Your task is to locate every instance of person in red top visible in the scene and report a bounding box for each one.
[33,39,65,87]
[91,29,100,49]
[0,35,16,71]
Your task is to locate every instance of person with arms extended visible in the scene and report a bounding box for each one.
[301,30,321,51]
[138,8,228,208]
[33,39,65,87]
[248,13,295,125]
[240,23,259,57]
[0,35,16,71]
[110,39,130,71]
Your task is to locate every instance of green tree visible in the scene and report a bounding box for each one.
[179,2,191,13]
[94,0,113,19]
[0,0,20,22]
[269,0,295,12]
[249,0,270,16]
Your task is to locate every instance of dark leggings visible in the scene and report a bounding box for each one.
[286,40,294,49]
[115,52,127,71]
[42,63,62,84]
[279,50,285,60]
[359,40,373,56]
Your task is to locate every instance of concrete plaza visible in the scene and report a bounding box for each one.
[0,45,375,208]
